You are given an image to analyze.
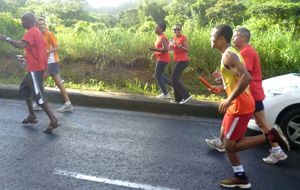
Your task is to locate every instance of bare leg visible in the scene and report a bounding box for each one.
[52,74,70,103]
[23,97,37,123]
[254,110,280,148]
[40,103,58,126]
[230,135,266,152]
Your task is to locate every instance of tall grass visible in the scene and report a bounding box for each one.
[1,13,300,99]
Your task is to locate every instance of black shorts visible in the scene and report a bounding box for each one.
[19,71,47,105]
[255,100,264,113]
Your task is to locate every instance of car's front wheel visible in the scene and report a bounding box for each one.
[279,108,300,149]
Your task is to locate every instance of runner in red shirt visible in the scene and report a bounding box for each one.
[0,12,59,133]
[149,22,172,99]
[169,24,191,104]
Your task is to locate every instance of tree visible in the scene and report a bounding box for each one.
[165,0,194,25]
[190,0,217,27]
[249,2,300,37]
[139,0,168,23]
[118,9,141,28]
[205,0,247,25]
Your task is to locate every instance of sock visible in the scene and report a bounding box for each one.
[233,165,246,179]
[271,146,282,153]
[65,101,71,106]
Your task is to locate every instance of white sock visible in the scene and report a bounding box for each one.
[65,101,71,106]
[233,165,244,173]
[271,146,282,153]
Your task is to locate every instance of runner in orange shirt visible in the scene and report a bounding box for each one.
[35,18,74,112]
[149,22,172,99]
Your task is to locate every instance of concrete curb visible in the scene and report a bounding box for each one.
[0,84,222,119]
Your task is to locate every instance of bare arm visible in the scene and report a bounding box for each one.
[177,37,189,52]
[48,45,59,53]
[0,34,28,49]
[149,38,169,53]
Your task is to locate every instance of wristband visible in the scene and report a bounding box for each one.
[5,37,12,43]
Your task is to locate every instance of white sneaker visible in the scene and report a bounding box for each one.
[263,150,287,164]
[205,137,225,152]
[33,103,43,111]
[156,93,171,99]
[57,103,74,113]
[179,96,192,104]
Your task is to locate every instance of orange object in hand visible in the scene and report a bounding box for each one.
[199,76,212,89]
[199,76,219,94]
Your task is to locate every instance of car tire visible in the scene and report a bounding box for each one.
[278,108,300,149]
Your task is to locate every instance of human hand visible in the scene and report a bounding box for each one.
[212,71,221,78]
[16,55,25,61]
[218,98,231,113]
[209,85,223,95]
[149,47,156,51]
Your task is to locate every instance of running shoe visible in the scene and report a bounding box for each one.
[179,96,192,104]
[156,93,171,99]
[219,176,251,189]
[205,137,225,152]
[57,103,74,113]
[263,150,288,164]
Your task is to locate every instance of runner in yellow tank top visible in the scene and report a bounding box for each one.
[207,24,289,189]
[220,46,254,115]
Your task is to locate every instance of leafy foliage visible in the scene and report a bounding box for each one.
[0,0,300,96]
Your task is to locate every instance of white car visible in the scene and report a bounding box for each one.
[248,73,300,149]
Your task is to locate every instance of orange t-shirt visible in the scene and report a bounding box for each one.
[155,33,170,63]
[221,47,254,116]
[172,34,189,62]
[43,30,59,63]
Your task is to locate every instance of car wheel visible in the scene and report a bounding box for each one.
[278,108,300,149]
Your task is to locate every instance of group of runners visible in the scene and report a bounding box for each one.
[0,12,73,133]
[150,22,290,189]
[0,12,291,189]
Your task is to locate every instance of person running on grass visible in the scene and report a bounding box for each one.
[169,24,192,104]
[0,12,59,133]
[208,24,289,189]
[149,21,172,99]
[33,17,74,113]
[205,26,288,164]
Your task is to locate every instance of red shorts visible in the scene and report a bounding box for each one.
[222,113,253,140]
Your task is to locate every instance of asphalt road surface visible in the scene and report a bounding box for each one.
[0,98,299,190]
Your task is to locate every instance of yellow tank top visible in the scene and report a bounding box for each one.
[221,47,254,116]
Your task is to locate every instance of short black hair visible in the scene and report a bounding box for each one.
[157,21,167,32]
[214,24,233,43]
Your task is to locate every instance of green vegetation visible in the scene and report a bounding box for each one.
[0,0,299,101]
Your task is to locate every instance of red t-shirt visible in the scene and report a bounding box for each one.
[240,44,265,101]
[22,27,47,72]
[173,34,189,62]
[155,33,170,63]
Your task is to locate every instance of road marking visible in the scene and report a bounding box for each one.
[53,168,180,190]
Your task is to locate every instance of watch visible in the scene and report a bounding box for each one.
[5,37,12,43]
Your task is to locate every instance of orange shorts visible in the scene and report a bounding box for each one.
[222,113,253,140]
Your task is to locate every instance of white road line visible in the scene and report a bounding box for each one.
[53,168,180,190]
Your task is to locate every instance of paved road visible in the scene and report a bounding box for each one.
[0,98,299,190]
